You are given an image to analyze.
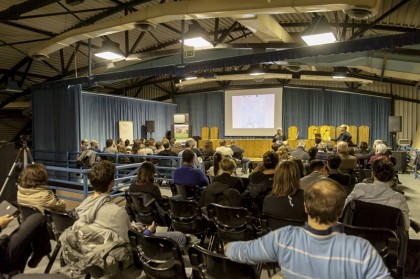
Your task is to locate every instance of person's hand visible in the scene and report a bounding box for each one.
[0,214,14,229]
[254,161,263,172]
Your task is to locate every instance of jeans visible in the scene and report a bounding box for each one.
[154,231,187,248]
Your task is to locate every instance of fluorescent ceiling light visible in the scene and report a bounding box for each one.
[94,40,125,60]
[332,75,346,79]
[249,65,266,76]
[301,16,336,46]
[183,37,212,48]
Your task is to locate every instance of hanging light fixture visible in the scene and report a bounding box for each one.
[249,64,266,76]
[182,22,212,48]
[301,16,336,46]
[5,78,22,93]
[94,40,125,60]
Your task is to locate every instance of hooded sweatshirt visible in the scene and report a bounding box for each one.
[75,194,130,243]
[18,185,66,213]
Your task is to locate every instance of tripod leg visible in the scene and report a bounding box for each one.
[23,147,34,166]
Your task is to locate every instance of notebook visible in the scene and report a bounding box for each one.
[0,200,19,217]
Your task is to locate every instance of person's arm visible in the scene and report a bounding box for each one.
[225,230,280,264]
[199,170,209,186]
[0,215,14,232]
[45,190,67,212]
[360,239,392,279]
[152,184,164,204]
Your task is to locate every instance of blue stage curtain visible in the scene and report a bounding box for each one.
[80,92,176,147]
[173,91,224,139]
[32,85,82,162]
[283,87,391,144]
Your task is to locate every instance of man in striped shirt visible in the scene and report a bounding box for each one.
[225,179,391,279]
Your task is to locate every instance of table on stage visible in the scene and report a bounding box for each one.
[198,139,336,158]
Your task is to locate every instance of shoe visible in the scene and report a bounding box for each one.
[27,254,46,268]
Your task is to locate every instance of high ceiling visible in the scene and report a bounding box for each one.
[1,0,420,141]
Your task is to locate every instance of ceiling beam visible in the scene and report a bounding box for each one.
[0,0,62,21]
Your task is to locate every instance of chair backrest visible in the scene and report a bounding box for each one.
[175,184,201,201]
[18,203,42,223]
[168,198,204,235]
[260,214,305,234]
[341,200,408,277]
[189,244,259,279]
[125,191,164,226]
[207,203,259,243]
[129,229,189,279]
[44,209,76,235]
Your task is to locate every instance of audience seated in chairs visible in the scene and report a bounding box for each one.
[337,141,358,171]
[307,146,318,162]
[346,157,410,231]
[224,179,391,278]
[178,140,200,169]
[230,140,250,174]
[0,213,52,274]
[59,161,141,278]
[242,151,278,216]
[299,160,328,190]
[174,149,209,189]
[201,140,216,173]
[289,157,305,178]
[216,139,233,157]
[368,143,396,165]
[327,154,352,193]
[315,142,329,162]
[290,141,310,162]
[263,161,306,221]
[17,164,66,214]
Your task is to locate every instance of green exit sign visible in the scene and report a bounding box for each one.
[184,49,195,58]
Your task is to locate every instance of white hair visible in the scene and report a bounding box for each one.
[375,143,388,154]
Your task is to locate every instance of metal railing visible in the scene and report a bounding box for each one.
[397,145,419,179]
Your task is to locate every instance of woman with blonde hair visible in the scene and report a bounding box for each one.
[18,164,66,213]
[262,161,306,220]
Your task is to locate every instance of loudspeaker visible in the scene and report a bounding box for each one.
[391,151,406,172]
[388,116,402,132]
[146,121,155,133]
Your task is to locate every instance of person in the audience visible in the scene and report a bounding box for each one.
[216,139,233,157]
[326,143,335,156]
[271,143,279,152]
[368,143,394,165]
[282,140,295,153]
[336,141,357,170]
[346,157,409,230]
[224,179,390,279]
[154,141,164,154]
[129,162,188,247]
[171,140,183,155]
[212,157,244,192]
[327,154,352,193]
[263,161,306,221]
[88,140,101,153]
[143,140,154,155]
[159,140,177,156]
[243,151,278,199]
[315,142,329,162]
[307,146,318,162]
[178,140,200,168]
[290,141,310,162]
[276,145,290,161]
[81,139,89,151]
[103,138,118,153]
[300,159,328,190]
[188,138,203,159]
[208,152,223,177]
[17,164,66,213]
[272,127,286,145]
[289,157,305,178]
[230,140,250,174]
[331,124,353,145]
[173,149,209,188]
[0,213,52,273]
[202,140,216,173]
[148,138,157,153]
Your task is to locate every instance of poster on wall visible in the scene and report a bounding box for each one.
[174,124,190,140]
[119,121,133,142]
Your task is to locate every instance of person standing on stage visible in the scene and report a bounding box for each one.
[331,125,353,146]
[272,127,286,145]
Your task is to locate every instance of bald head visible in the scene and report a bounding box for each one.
[304,179,347,225]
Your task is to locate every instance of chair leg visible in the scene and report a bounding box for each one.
[44,243,61,273]
[207,234,216,251]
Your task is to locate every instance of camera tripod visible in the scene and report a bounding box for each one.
[0,142,34,198]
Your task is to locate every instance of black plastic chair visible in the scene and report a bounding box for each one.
[129,229,191,279]
[43,209,77,273]
[260,214,305,234]
[170,184,202,201]
[17,203,41,224]
[206,203,260,251]
[188,244,259,279]
[341,200,408,279]
[168,198,208,245]
[125,191,170,227]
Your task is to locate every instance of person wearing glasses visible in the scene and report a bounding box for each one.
[299,159,329,190]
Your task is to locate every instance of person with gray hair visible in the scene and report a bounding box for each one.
[216,139,233,157]
[290,142,310,162]
[337,141,357,170]
[368,143,391,164]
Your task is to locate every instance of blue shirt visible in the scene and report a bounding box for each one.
[173,165,209,188]
[226,223,390,279]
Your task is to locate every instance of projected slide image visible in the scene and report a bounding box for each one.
[174,124,190,140]
[232,94,275,128]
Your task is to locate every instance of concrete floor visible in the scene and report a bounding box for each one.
[3,172,420,278]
